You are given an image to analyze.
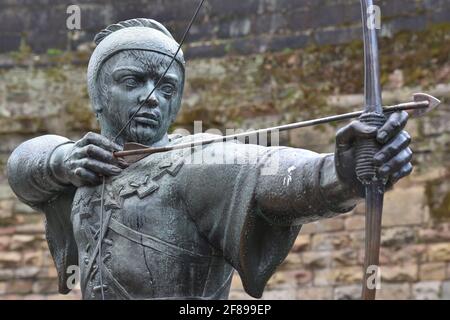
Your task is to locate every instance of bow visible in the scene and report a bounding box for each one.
[103,0,441,300]
[357,0,385,300]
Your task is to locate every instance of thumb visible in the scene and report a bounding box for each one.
[336,121,378,152]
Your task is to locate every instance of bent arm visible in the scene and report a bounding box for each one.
[180,139,362,227]
[7,134,74,206]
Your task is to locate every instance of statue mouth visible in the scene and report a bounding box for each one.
[133,112,160,127]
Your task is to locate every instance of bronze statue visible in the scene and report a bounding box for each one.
[7,15,417,300]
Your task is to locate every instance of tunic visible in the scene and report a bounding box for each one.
[7,133,358,299]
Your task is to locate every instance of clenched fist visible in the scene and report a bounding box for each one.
[334,111,413,197]
[56,132,128,187]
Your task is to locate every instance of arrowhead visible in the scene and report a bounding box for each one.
[412,93,441,117]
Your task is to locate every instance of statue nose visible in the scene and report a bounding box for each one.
[138,92,159,108]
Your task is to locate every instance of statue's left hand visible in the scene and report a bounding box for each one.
[60,132,128,187]
[334,111,413,197]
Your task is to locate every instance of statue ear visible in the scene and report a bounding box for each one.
[95,105,103,114]
[89,85,104,115]
[91,101,103,115]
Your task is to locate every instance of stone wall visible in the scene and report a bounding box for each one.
[0,0,449,299]
[1,0,449,58]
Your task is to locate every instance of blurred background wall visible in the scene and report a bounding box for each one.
[0,0,449,300]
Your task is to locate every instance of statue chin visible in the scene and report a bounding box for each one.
[129,123,162,146]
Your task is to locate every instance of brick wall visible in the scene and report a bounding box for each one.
[1,0,449,57]
[0,0,449,299]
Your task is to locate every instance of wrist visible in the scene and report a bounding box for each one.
[319,154,363,213]
[49,142,74,186]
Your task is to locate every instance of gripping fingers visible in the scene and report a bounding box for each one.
[390,163,413,185]
[77,158,122,177]
[374,131,411,165]
[378,148,412,178]
[377,111,408,144]
[74,168,102,185]
[83,145,115,162]
[81,145,128,168]
[76,132,122,152]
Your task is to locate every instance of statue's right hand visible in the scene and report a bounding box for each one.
[62,132,128,187]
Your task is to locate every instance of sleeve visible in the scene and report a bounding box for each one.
[253,148,361,226]
[7,134,79,294]
[7,134,74,206]
[177,136,361,298]
[41,190,79,294]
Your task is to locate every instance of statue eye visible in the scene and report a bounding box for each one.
[123,77,139,88]
[159,84,175,96]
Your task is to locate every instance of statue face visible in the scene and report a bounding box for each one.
[98,50,184,146]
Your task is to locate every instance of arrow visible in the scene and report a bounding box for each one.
[114,93,440,161]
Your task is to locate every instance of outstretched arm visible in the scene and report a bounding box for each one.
[254,148,361,226]
[255,111,413,225]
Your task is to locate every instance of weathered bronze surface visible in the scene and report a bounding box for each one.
[7,18,415,300]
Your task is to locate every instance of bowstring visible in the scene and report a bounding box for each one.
[97,0,206,300]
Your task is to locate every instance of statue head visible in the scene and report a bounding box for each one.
[87,18,185,146]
